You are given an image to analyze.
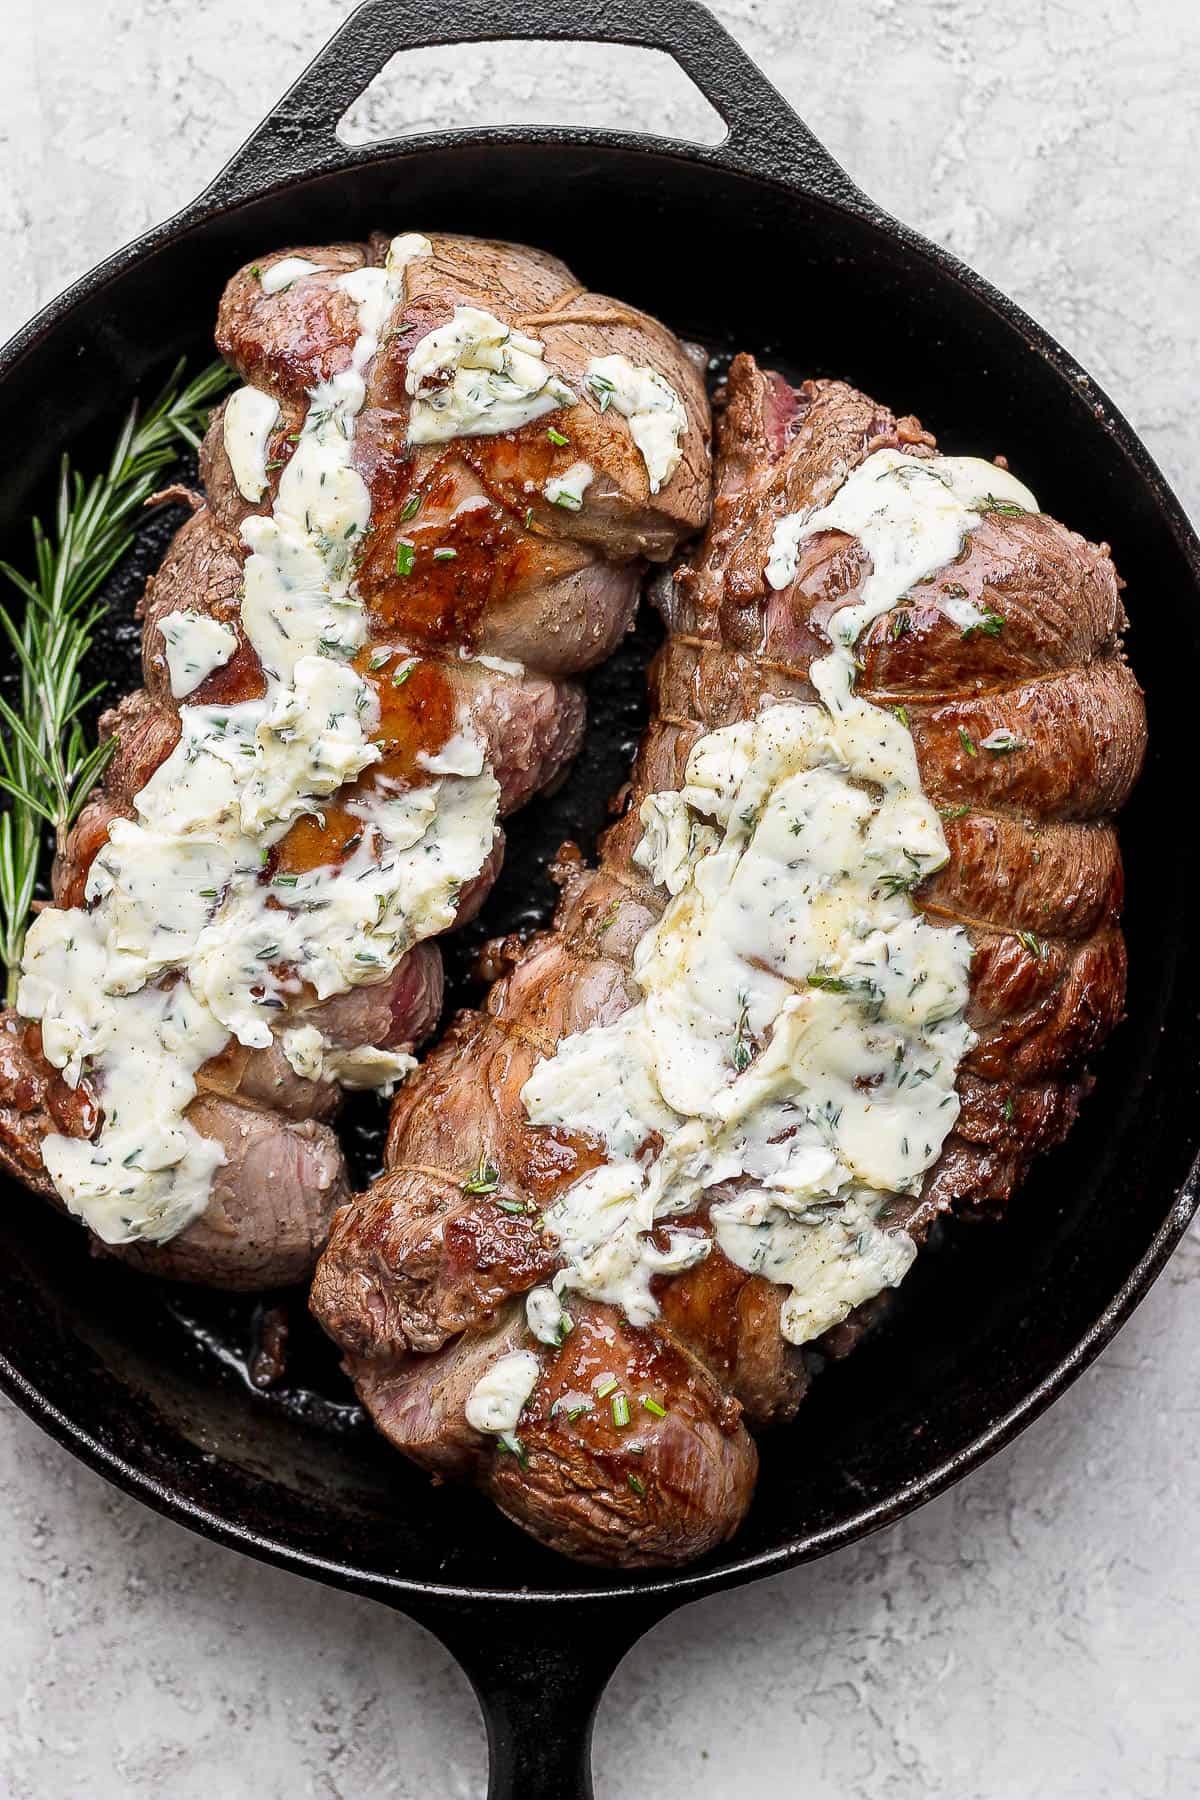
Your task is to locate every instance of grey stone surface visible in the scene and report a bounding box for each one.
[0,1,1196,1794]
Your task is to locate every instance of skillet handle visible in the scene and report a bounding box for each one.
[404,1592,671,1799]
[197,0,866,213]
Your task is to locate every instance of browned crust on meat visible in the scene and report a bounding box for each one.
[1,237,712,1290]
[312,358,1144,1566]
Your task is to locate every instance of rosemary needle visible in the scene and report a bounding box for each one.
[0,356,234,1002]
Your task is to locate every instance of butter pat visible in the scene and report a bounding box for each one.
[406,307,576,445]
[222,386,281,503]
[157,612,239,699]
[586,354,687,492]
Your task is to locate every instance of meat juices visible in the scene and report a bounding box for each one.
[0,234,712,1288]
[312,360,1144,1567]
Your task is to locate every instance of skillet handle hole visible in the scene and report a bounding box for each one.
[336,41,728,149]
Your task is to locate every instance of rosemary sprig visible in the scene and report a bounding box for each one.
[0,356,234,1002]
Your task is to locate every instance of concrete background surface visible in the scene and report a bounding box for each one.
[0,1,1197,1794]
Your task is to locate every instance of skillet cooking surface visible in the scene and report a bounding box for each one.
[0,0,1197,1791]
[7,280,1189,1593]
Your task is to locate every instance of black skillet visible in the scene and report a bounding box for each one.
[1,2,1197,1793]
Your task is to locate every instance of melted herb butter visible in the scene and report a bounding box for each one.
[543,462,593,512]
[526,1284,572,1346]
[24,923,230,1241]
[18,231,500,1247]
[186,750,497,1049]
[405,306,577,445]
[281,1024,415,1095]
[586,355,687,493]
[465,1349,541,1452]
[157,611,238,699]
[520,446,1039,1345]
[222,386,280,502]
[240,656,381,833]
[764,447,1038,601]
[259,256,323,295]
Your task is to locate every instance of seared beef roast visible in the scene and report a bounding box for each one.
[0,234,711,1288]
[311,358,1145,1566]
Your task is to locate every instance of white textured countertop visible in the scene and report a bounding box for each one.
[1,2,1197,1794]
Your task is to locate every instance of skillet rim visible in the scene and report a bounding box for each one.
[1,121,1198,1610]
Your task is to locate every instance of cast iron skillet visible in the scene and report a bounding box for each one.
[0,2,1197,1792]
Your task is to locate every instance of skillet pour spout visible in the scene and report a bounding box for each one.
[0,2,1196,1795]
